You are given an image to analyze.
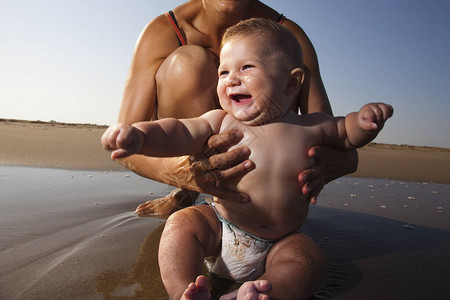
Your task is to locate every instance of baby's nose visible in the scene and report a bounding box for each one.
[226,73,240,86]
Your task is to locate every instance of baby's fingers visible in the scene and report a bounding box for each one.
[369,103,394,122]
[380,104,394,120]
[101,126,121,151]
[115,126,135,150]
[369,103,385,121]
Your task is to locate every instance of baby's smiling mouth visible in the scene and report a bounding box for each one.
[231,94,252,104]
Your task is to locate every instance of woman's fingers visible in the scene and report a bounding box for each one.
[206,147,251,170]
[204,186,250,203]
[187,150,254,202]
[178,129,253,202]
[207,129,244,154]
[299,146,358,204]
[216,159,255,182]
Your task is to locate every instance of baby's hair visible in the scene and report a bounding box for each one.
[221,18,303,69]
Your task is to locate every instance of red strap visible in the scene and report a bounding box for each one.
[165,12,187,46]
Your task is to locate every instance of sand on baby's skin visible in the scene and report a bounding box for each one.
[1,119,450,299]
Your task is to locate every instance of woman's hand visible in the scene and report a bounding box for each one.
[163,129,255,202]
[298,146,358,204]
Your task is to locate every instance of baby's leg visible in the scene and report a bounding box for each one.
[159,205,221,299]
[261,233,326,300]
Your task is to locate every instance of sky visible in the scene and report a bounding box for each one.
[1,0,449,148]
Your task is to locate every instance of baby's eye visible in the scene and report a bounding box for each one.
[219,70,229,77]
[242,65,254,70]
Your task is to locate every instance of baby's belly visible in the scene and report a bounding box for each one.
[215,198,309,241]
[216,168,310,240]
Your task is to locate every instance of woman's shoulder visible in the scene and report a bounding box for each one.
[142,14,178,40]
[135,13,184,57]
[143,0,200,39]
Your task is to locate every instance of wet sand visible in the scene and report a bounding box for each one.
[0,167,170,300]
[1,120,450,299]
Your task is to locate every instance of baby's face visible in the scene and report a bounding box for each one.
[217,35,293,125]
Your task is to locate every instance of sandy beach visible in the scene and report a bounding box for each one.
[1,119,450,299]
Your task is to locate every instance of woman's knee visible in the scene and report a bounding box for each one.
[157,45,217,90]
[155,46,219,118]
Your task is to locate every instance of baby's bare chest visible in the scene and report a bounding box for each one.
[231,121,314,171]
[221,119,316,202]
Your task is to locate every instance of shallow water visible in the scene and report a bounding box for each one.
[1,167,449,299]
[309,178,450,299]
[1,167,169,299]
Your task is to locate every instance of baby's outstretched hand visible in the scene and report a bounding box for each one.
[358,103,394,131]
[101,124,144,160]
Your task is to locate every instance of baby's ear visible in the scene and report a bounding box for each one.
[286,68,304,96]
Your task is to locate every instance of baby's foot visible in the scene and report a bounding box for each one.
[181,275,211,300]
[220,280,272,300]
[135,188,198,216]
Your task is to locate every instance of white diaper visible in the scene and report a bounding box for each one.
[204,201,274,282]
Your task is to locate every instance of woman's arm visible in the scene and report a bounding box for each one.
[117,144,253,202]
[118,14,178,125]
[116,14,179,180]
[115,15,253,200]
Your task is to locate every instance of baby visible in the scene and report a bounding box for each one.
[102,18,393,300]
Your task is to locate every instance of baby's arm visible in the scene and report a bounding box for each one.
[101,110,227,160]
[318,103,393,150]
[335,103,394,149]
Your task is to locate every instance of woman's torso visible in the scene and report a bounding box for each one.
[168,0,284,57]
